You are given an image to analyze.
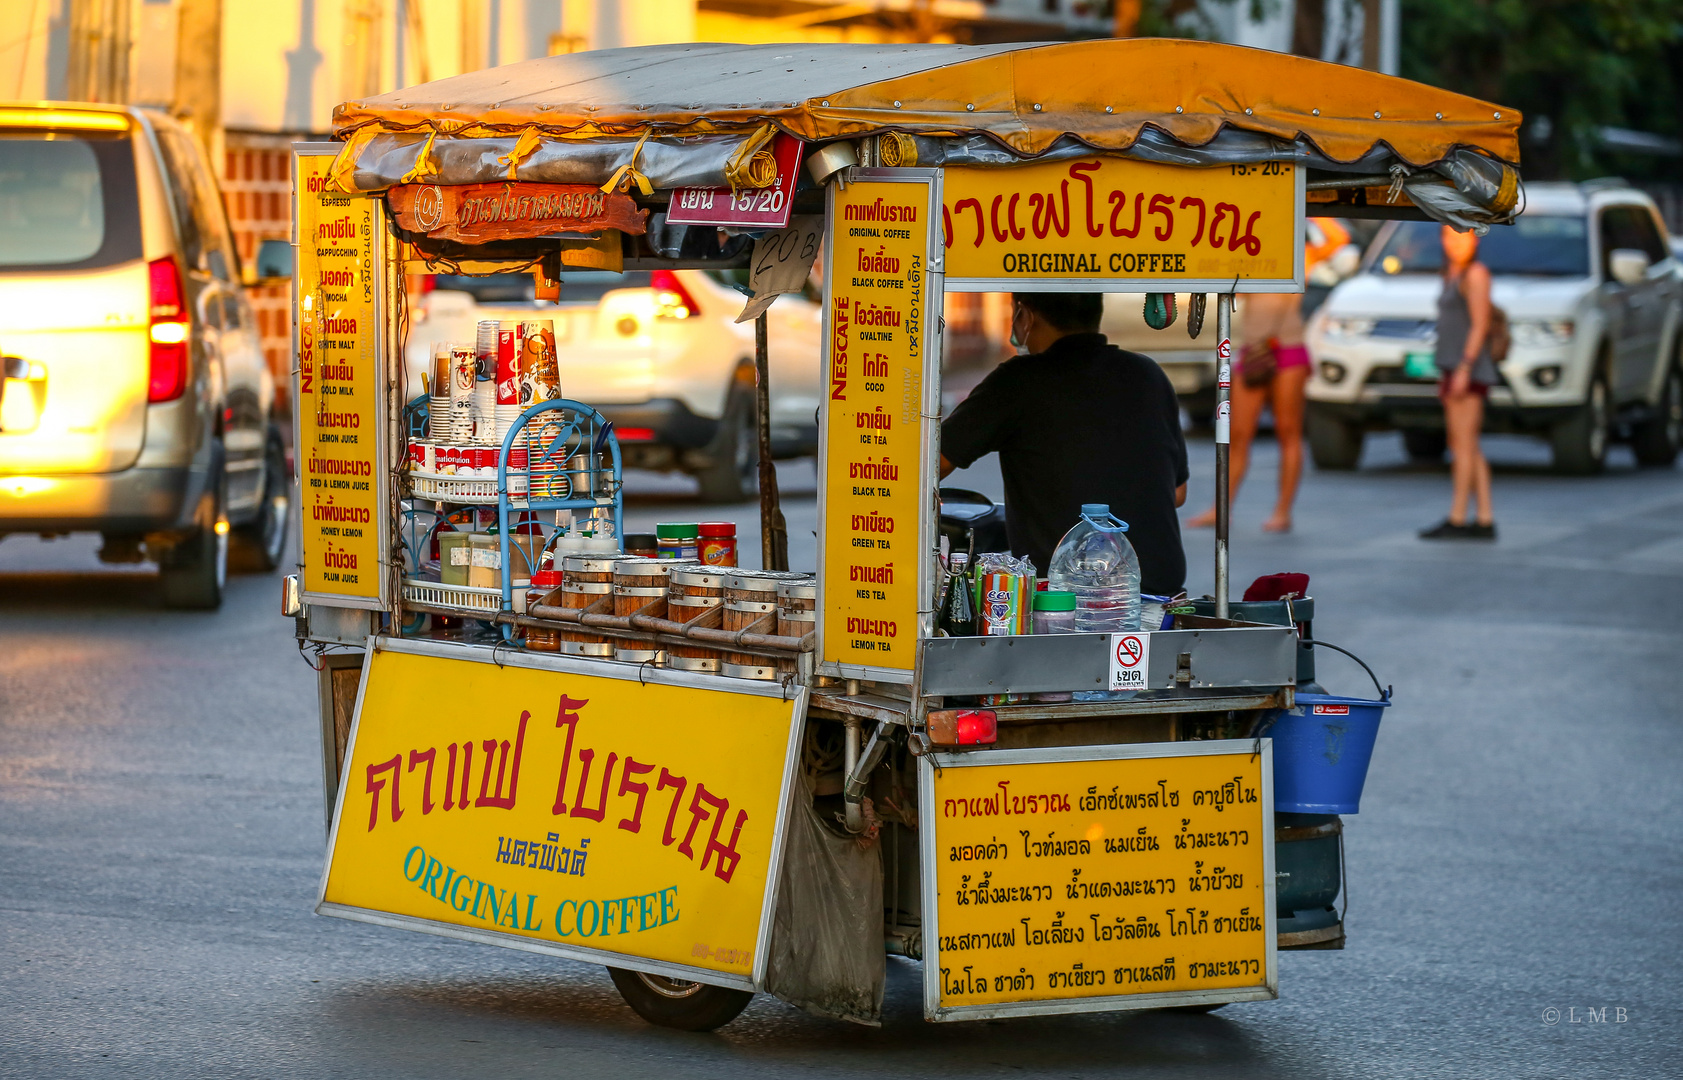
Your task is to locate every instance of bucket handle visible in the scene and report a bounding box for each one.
[1301,639,1391,703]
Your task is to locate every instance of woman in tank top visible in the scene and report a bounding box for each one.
[1185,221,1353,534]
[1420,225,1497,540]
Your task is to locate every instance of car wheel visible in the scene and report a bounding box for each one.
[694,381,758,504]
[1550,369,1610,475]
[232,432,290,572]
[1631,358,1681,468]
[606,967,754,1032]
[1401,427,1446,462]
[160,451,228,610]
[1306,404,1364,470]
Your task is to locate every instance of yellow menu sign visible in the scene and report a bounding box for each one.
[319,643,803,988]
[941,158,1302,290]
[820,175,939,676]
[295,151,385,605]
[921,742,1275,1019]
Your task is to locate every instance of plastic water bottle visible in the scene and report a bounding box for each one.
[1048,504,1141,633]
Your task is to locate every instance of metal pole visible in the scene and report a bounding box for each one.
[754,312,789,571]
[1214,293,1233,619]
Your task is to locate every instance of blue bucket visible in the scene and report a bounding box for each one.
[1267,691,1390,814]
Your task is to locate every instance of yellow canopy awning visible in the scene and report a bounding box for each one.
[334,39,1520,169]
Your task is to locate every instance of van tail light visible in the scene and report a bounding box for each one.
[651,269,700,320]
[927,709,998,747]
[147,256,189,402]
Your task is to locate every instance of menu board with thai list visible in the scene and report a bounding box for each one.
[818,173,942,677]
[294,148,389,607]
[920,741,1276,1020]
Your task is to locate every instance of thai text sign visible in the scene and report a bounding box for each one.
[667,133,804,229]
[921,742,1275,1019]
[941,158,1301,290]
[318,645,802,987]
[388,182,647,244]
[821,176,938,674]
[295,152,384,604]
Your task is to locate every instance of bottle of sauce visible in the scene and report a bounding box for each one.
[936,553,977,637]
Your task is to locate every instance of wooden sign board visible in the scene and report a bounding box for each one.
[390,182,648,244]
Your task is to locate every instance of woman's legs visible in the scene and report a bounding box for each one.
[1188,375,1266,527]
[1443,390,1493,525]
[1263,366,1309,532]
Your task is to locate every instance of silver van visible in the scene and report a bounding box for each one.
[0,103,289,607]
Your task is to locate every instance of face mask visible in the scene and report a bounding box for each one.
[1009,311,1027,353]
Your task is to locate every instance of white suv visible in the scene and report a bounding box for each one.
[1306,182,1682,473]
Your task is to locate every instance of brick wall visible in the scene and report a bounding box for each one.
[222,133,301,415]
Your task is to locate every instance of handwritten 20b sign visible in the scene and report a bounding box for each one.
[940,157,1302,290]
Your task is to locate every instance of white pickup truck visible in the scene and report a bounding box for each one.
[1305,181,1682,473]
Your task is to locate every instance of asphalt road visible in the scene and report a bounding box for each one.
[3,431,1680,1079]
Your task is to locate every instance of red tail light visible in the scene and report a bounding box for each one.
[147,256,189,402]
[650,269,700,320]
[927,709,999,747]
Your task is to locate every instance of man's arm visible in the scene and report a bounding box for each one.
[939,363,1019,476]
[1176,482,1187,508]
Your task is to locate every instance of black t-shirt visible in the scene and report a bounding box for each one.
[941,333,1189,596]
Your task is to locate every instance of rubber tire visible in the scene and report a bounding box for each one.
[231,431,290,572]
[1306,405,1364,470]
[694,382,758,504]
[1631,359,1682,468]
[606,967,754,1031]
[1401,427,1447,462]
[1550,370,1610,475]
[160,457,228,611]
[1166,1003,1230,1014]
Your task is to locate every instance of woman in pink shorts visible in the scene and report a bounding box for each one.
[1188,292,1311,533]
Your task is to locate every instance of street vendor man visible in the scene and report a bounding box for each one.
[939,293,1190,596]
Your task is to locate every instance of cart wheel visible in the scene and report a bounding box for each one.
[606,967,754,1031]
[1165,1002,1228,1013]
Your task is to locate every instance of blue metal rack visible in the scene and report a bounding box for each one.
[495,399,624,630]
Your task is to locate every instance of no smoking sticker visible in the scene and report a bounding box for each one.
[1108,632,1153,691]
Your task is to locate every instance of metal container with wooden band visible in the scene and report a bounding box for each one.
[775,577,816,675]
[667,567,726,673]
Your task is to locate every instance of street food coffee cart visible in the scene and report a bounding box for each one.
[288,39,1521,1030]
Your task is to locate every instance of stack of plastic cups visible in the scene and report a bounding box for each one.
[473,321,498,450]
[427,344,452,449]
[495,322,526,496]
[519,320,561,499]
[449,346,477,445]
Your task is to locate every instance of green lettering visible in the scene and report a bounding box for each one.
[660,886,679,926]
[420,857,443,896]
[555,899,576,937]
[403,846,427,881]
[450,874,475,912]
